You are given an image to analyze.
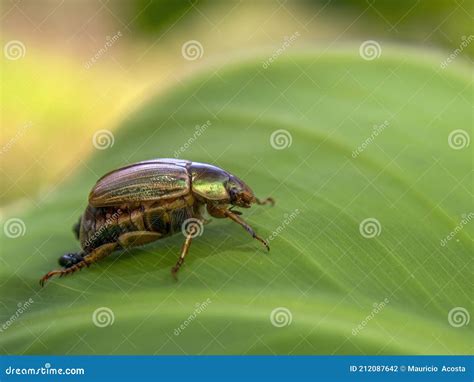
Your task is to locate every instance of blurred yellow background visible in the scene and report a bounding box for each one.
[1,0,472,213]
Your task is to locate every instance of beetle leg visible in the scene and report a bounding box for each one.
[171,229,195,280]
[229,206,242,215]
[39,242,118,287]
[223,208,270,251]
[117,231,162,247]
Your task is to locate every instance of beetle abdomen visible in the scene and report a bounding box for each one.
[79,205,126,251]
[79,195,202,252]
[143,196,198,236]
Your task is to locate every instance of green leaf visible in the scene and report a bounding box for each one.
[1,49,472,355]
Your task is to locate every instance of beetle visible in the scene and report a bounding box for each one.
[39,158,274,286]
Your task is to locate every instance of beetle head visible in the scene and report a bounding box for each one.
[190,162,271,208]
[226,175,255,208]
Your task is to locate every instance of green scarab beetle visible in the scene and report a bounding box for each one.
[40,158,274,286]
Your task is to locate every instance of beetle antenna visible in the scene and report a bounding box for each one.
[255,197,275,206]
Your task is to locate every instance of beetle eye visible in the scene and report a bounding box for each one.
[229,188,238,202]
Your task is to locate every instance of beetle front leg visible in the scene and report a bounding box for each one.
[208,205,269,251]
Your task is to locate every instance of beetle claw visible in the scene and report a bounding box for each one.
[255,197,275,206]
[254,235,270,252]
[171,267,179,281]
[39,270,62,286]
[262,240,270,252]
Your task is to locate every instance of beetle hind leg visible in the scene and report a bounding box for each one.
[40,231,163,287]
[39,242,118,287]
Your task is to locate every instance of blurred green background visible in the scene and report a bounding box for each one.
[0,0,472,355]
[1,0,473,208]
